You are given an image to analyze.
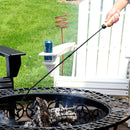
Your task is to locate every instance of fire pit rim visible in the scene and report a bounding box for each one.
[0,87,129,130]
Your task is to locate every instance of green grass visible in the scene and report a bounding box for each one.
[0,0,78,89]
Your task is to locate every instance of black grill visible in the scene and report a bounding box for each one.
[0,87,129,130]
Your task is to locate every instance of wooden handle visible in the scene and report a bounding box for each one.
[105,17,113,27]
[102,12,120,29]
[102,17,113,29]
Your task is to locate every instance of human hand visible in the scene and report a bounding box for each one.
[105,8,120,27]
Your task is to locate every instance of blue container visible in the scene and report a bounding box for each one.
[44,40,53,61]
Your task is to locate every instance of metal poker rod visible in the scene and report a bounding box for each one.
[25,21,110,96]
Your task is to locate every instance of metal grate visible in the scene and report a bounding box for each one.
[0,87,129,130]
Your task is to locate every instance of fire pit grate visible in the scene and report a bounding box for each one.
[0,87,129,130]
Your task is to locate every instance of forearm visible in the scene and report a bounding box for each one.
[105,0,129,27]
[112,0,128,12]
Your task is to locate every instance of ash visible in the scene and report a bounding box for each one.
[24,97,77,127]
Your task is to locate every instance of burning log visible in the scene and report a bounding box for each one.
[24,97,77,127]
[49,106,77,126]
[24,97,50,127]
[31,97,50,127]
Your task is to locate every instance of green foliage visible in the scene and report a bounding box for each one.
[0,0,78,88]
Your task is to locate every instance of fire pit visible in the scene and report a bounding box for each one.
[0,37,129,129]
[0,87,129,130]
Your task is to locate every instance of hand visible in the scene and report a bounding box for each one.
[105,8,120,27]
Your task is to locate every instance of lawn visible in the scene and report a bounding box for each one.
[0,0,78,89]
